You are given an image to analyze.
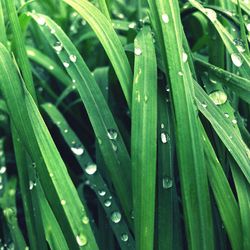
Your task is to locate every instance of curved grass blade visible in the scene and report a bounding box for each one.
[0,178,27,249]
[131,26,157,250]
[189,0,250,78]
[62,0,132,107]
[202,126,242,250]
[29,13,133,221]
[194,81,250,183]
[230,159,250,250]
[42,103,135,249]
[27,46,72,87]
[148,1,215,249]
[0,43,98,250]
[195,58,250,104]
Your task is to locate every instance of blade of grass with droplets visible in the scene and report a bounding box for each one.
[195,58,250,104]
[201,126,242,250]
[194,81,250,182]
[157,83,176,250]
[42,103,135,249]
[131,26,157,250]
[29,13,133,221]
[26,46,72,87]
[37,183,69,250]
[0,178,28,249]
[62,0,132,107]
[0,43,98,250]
[189,0,250,78]
[148,1,215,249]
[229,158,250,250]
[3,1,48,248]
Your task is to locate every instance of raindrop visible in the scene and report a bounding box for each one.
[0,166,6,174]
[234,39,246,53]
[161,123,164,129]
[69,55,77,63]
[128,22,136,29]
[76,234,87,246]
[111,211,122,223]
[63,62,70,68]
[107,129,118,140]
[53,41,63,52]
[162,177,173,189]
[82,216,89,224]
[161,132,170,144]
[209,91,227,105]
[121,233,129,242]
[224,113,229,118]
[61,200,66,206]
[71,147,84,156]
[85,163,97,175]
[232,119,237,125]
[104,200,112,207]
[182,52,188,63]
[111,142,118,152]
[178,71,183,76]
[231,53,243,67]
[161,13,169,23]
[49,65,54,70]
[98,190,106,196]
[37,16,46,26]
[204,8,217,22]
[64,129,68,133]
[50,29,55,34]
[29,181,34,190]
[134,47,142,56]
[247,23,250,32]
[201,102,207,108]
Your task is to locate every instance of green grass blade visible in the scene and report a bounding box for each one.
[195,58,250,104]
[0,43,98,250]
[29,13,133,221]
[202,127,242,250]
[131,26,157,250]
[26,46,72,87]
[62,0,132,107]
[148,1,215,249]
[194,81,250,182]
[42,103,135,249]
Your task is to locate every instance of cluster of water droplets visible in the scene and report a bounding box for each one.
[160,123,170,144]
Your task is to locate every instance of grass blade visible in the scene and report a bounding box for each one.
[131,26,157,250]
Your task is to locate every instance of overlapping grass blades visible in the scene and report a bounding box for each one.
[131,26,157,250]
[148,1,215,249]
[29,13,133,221]
[0,43,98,249]
[63,0,133,107]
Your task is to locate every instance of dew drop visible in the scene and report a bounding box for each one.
[201,102,207,108]
[49,65,54,70]
[232,119,237,125]
[107,129,118,140]
[111,142,118,152]
[162,13,169,23]
[82,216,89,224]
[128,22,136,29]
[64,129,68,133]
[53,41,63,52]
[37,16,46,26]
[121,233,129,242]
[231,53,243,67]
[50,29,55,34]
[98,190,106,196]
[182,52,188,63]
[85,163,97,175]
[76,234,87,246]
[224,113,229,118]
[69,55,77,63]
[134,47,142,56]
[104,200,112,207]
[209,91,227,105]
[204,8,217,22]
[162,177,173,189]
[111,211,122,223]
[61,200,66,206]
[71,147,84,156]
[63,62,70,68]
[29,181,34,190]
[161,132,170,144]
[0,166,6,174]
[247,23,250,32]
[178,71,183,76]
